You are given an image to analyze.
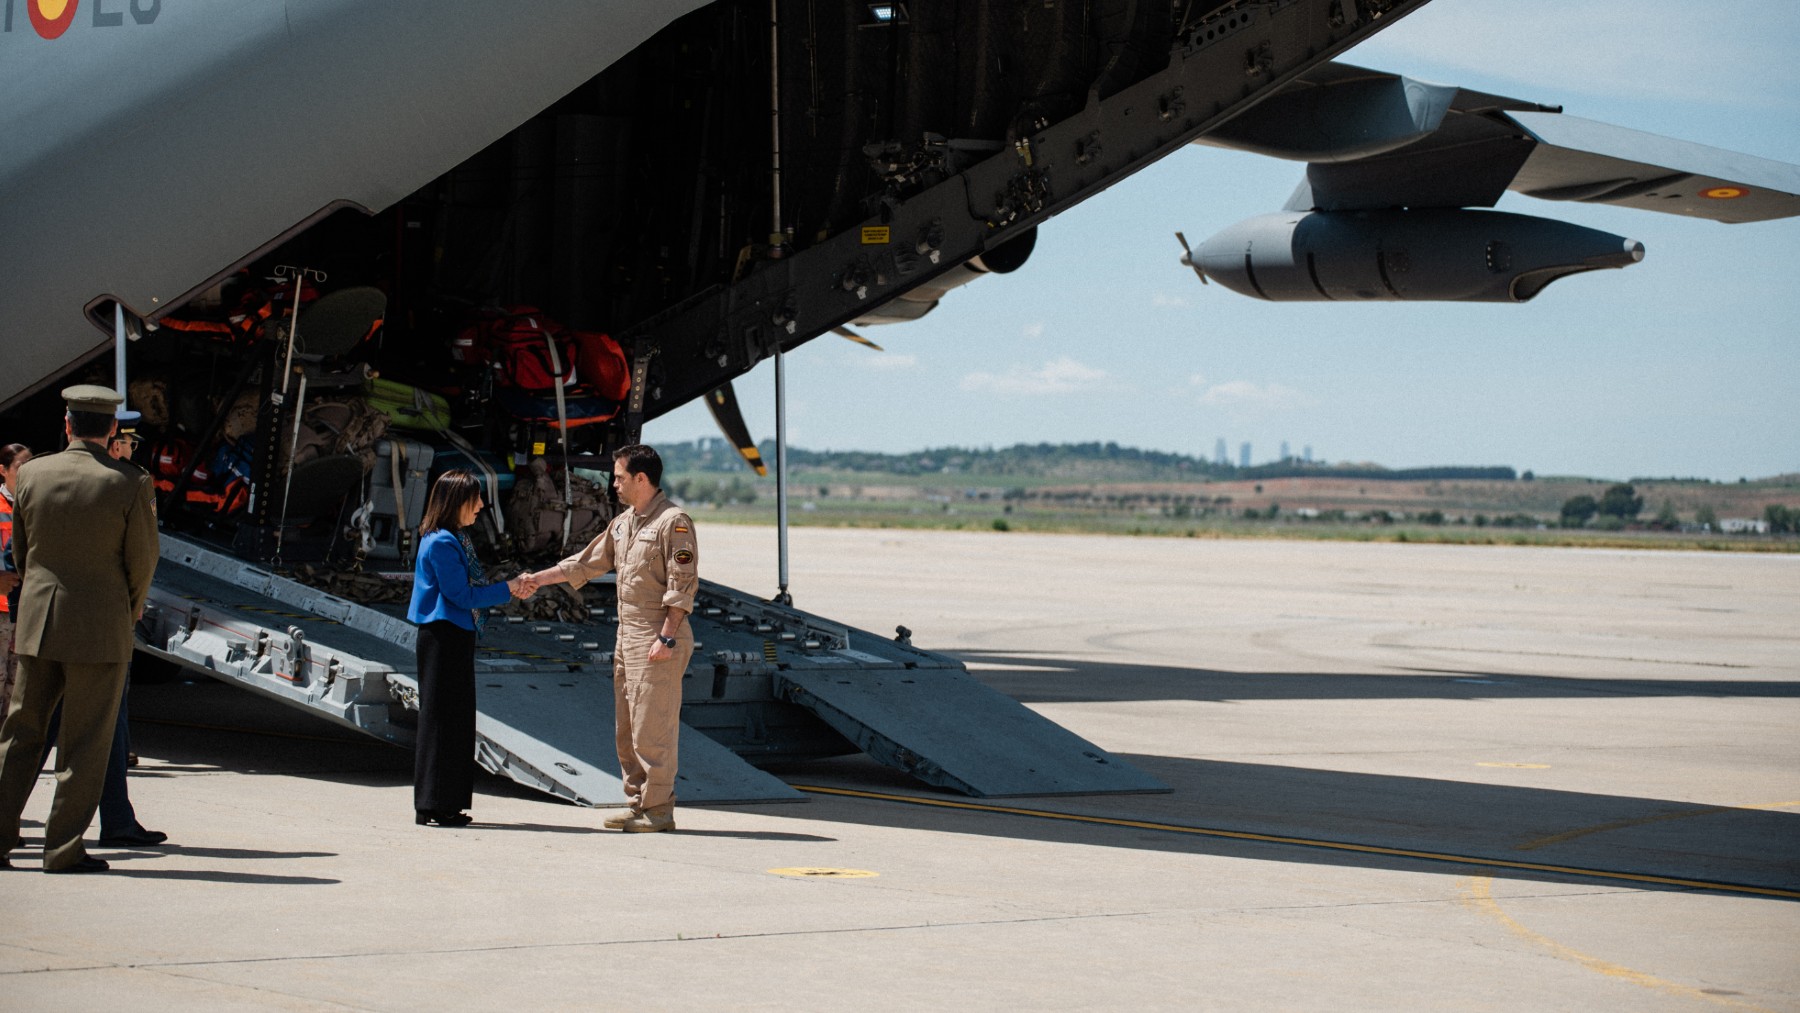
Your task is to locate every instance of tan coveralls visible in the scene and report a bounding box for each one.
[556,492,697,811]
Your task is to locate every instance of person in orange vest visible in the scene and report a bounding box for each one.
[0,442,32,718]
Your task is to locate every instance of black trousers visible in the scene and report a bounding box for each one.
[414,620,477,813]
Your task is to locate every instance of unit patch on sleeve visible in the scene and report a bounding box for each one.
[674,549,694,565]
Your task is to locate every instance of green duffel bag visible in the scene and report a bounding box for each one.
[365,376,452,433]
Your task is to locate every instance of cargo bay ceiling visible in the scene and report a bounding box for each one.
[0,0,1427,412]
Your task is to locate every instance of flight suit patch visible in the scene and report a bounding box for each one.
[674,549,694,565]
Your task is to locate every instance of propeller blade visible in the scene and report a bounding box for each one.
[832,325,884,352]
[1174,230,1208,284]
[704,382,768,476]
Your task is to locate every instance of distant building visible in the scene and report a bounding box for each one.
[1720,518,1770,534]
[1215,438,1227,466]
[1303,445,1313,463]
[1239,442,1251,468]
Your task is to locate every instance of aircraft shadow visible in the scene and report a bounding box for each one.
[952,650,1800,704]
[769,751,1800,900]
[122,664,1798,899]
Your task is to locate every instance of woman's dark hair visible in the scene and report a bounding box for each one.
[420,470,483,534]
[0,444,29,469]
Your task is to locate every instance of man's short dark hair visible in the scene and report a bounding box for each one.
[613,444,662,488]
[67,410,116,440]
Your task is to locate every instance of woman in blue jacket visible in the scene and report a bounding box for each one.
[407,470,528,827]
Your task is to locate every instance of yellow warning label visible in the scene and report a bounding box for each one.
[860,226,891,245]
[768,867,879,879]
[532,442,547,456]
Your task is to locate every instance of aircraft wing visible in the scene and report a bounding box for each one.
[1198,62,1800,223]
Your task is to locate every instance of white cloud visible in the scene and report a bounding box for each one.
[960,356,1108,395]
[863,352,918,371]
[1152,293,1190,308]
[1186,372,1207,389]
[1021,322,1045,340]
[1196,380,1310,410]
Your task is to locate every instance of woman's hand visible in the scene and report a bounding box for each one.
[506,576,534,599]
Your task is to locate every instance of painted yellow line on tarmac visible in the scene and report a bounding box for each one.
[1458,876,1776,1012]
[1517,801,1800,851]
[792,785,1800,901]
[768,867,879,879]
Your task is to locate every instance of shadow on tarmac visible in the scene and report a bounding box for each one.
[123,666,1799,899]
[954,650,1800,704]
[102,867,342,885]
[763,751,1800,899]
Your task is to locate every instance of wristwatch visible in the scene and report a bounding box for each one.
[656,634,677,648]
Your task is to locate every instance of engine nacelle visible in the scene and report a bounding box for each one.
[853,227,1037,325]
[1192,209,1644,302]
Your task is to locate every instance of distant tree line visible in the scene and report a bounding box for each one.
[657,439,1517,483]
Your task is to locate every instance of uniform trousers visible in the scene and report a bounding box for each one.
[414,620,477,813]
[613,609,692,812]
[39,678,141,836]
[0,656,128,869]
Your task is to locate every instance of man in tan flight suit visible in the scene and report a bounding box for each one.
[0,386,160,872]
[524,444,696,833]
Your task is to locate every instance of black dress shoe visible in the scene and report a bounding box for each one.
[44,856,109,874]
[1,854,11,869]
[99,827,169,848]
[415,809,473,828]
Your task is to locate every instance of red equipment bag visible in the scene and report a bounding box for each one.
[570,330,630,401]
[458,307,580,393]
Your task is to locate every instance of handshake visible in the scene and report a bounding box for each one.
[506,572,541,600]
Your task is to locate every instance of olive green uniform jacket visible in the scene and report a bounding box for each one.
[9,439,160,662]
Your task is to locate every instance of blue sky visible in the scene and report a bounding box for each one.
[649,0,1800,481]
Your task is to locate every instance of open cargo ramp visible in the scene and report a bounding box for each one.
[143,535,799,805]
[776,667,1169,797]
[142,534,1163,806]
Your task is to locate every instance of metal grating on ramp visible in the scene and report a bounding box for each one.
[390,673,804,806]
[775,668,1169,797]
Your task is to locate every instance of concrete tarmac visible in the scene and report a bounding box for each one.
[2,527,1796,1011]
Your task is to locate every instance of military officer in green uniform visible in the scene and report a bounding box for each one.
[0,386,160,873]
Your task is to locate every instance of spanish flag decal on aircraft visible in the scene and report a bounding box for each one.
[29,0,79,40]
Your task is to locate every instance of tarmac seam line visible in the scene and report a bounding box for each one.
[791,786,1800,900]
[0,910,1156,976]
[1515,800,1800,851]
[144,964,382,1013]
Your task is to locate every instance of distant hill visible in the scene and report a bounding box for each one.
[660,439,1516,483]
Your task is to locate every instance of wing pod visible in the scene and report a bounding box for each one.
[850,227,1037,326]
[1193,209,1644,303]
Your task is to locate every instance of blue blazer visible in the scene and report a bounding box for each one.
[408,528,512,630]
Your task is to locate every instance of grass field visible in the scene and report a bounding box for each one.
[666,470,1800,553]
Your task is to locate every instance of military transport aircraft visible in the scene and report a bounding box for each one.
[2,0,1796,807]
